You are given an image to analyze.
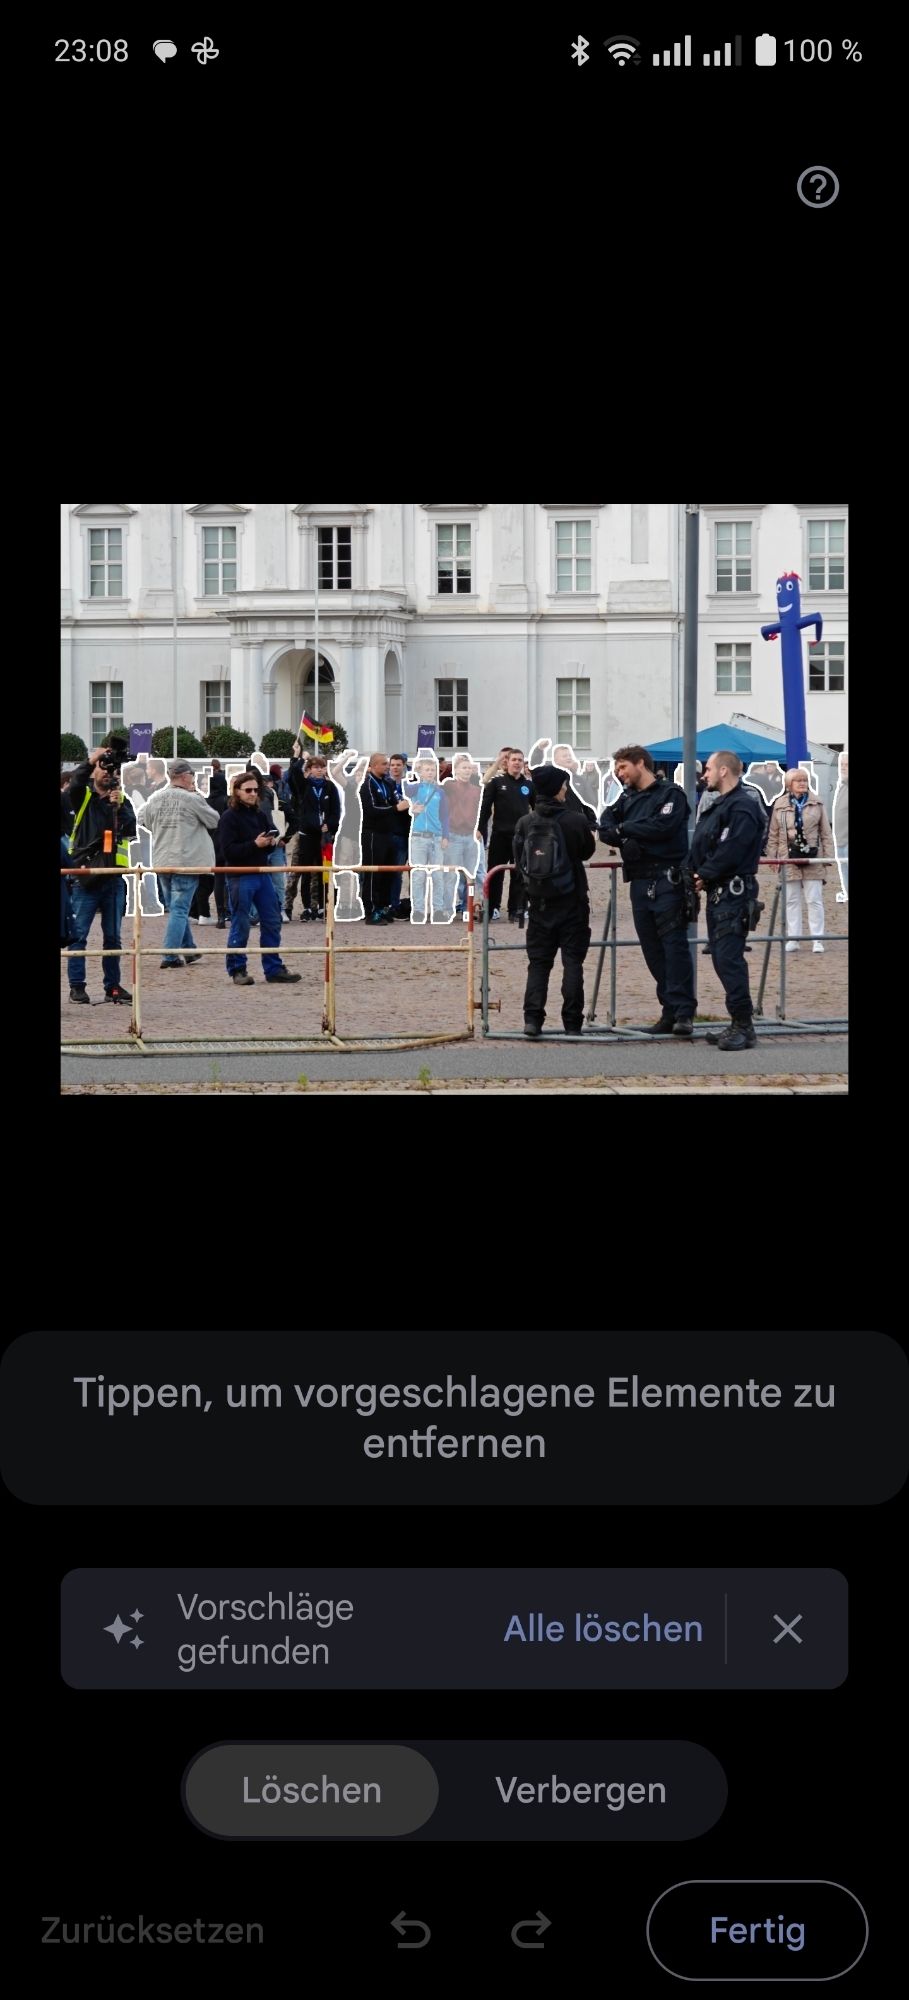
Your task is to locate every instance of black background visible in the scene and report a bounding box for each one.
[4,1323,901,1981]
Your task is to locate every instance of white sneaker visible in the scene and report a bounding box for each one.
[196,915,213,925]
[282,910,290,922]
[812,941,825,953]
[491,909,500,922]
[785,941,800,953]
[462,911,470,923]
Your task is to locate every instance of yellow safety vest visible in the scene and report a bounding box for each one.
[69,786,130,868]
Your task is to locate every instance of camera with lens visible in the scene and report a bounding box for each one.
[787,833,818,859]
[98,734,130,773]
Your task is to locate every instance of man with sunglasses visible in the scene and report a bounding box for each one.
[220,775,302,987]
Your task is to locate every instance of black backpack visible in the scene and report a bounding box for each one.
[517,811,576,901]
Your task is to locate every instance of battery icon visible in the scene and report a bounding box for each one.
[755,33,777,65]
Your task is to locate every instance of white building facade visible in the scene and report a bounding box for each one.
[61,504,847,764]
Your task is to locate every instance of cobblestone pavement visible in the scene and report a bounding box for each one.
[61,869,848,1046]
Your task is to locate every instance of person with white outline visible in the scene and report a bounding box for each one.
[833,751,848,901]
[406,749,451,924]
[766,767,835,952]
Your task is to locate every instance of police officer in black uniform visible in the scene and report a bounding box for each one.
[598,745,696,1037]
[691,747,766,1051]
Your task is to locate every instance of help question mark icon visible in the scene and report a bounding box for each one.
[797,166,839,208]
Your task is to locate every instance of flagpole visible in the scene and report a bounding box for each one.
[313,523,319,736]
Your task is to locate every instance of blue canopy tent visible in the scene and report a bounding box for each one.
[646,724,788,764]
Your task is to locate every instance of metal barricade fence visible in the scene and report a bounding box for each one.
[478,858,848,1038]
[60,863,479,1053]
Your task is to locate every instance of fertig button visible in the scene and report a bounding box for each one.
[647,1880,869,1981]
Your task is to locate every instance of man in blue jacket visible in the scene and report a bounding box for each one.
[219,774,302,986]
[405,751,452,923]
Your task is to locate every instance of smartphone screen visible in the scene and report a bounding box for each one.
[3,1322,903,1981]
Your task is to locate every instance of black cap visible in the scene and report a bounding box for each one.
[532,763,568,800]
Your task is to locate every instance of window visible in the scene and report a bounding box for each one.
[437,679,468,749]
[90,681,124,749]
[557,678,591,751]
[808,641,845,692]
[807,520,846,590]
[555,521,592,593]
[203,681,231,733]
[715,643,751,694]
[203,526,237,595]
[437,525,471,594]
[318,527,352,590]
[89,527,123,597]
[716,522,752,592]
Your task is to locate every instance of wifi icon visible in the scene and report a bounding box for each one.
[603,35,641,64]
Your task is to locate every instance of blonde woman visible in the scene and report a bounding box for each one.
[767,769,835,952]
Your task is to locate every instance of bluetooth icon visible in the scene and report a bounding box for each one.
[191,36,219,63]
[572,37,589,65]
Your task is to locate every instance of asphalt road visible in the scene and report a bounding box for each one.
[62,1034,847,1087]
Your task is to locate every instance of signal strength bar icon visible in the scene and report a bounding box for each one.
[653,35,691,65]
[703,37,743,65]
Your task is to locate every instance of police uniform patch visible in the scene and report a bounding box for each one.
[661,801,673,814]
[720,826,730,840]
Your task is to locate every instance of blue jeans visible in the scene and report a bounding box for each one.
[410,835,449,918]
[159,874,198,963]
[448,834,481,913]
[60,837,73,941]
[68,874,126,991]
[226,872,287,978]
[388,833,409,909]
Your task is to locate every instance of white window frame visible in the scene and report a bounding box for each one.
[189,507,249,603]
[705,511,760,603]
[432,521,476,600]
[715,642,752,696]
[76,506,134,604]
[294,507,371,589]
[802,514,847,594]
[807,640,846,693]
[421,508,480,604]
[317,524,354,592]
[436,676,469,750]
[556,674,592,751]
[89,680,125,749]
[554,518,593,594]
[202,679,231,735]
[201,524,239,597]
[545,509,599,601]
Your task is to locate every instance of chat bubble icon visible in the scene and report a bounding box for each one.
[154,40,177,62]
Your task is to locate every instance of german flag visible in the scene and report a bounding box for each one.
[299,711,335,744]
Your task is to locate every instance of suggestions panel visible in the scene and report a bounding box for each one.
[61,1567,847,1689]
[2,1332,905,1506]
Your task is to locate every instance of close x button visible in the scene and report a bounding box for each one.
[647,1880,868,1981]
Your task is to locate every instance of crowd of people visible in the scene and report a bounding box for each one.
[61,735,845,1033]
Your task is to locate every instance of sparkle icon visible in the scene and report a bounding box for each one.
[104,1615,132,1645]
[191,37,219,63]
[130,1635,144,1650]
[572,37,589,65]
[131,1608,144,1623]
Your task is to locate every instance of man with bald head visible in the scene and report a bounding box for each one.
[358,751,410,925]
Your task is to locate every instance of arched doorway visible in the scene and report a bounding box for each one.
[272,649,337,735]
[384,650,403,753]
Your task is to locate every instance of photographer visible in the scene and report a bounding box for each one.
[66,740,137,1005]
[767,768,835,953]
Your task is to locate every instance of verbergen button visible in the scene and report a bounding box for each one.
[183,1744,439,1838]
[647,1880,869,1981]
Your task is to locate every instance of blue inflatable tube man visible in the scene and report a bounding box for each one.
[761,572,822,765]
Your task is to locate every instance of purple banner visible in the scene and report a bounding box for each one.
[129,724,153,756]
[417,724,436,748]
